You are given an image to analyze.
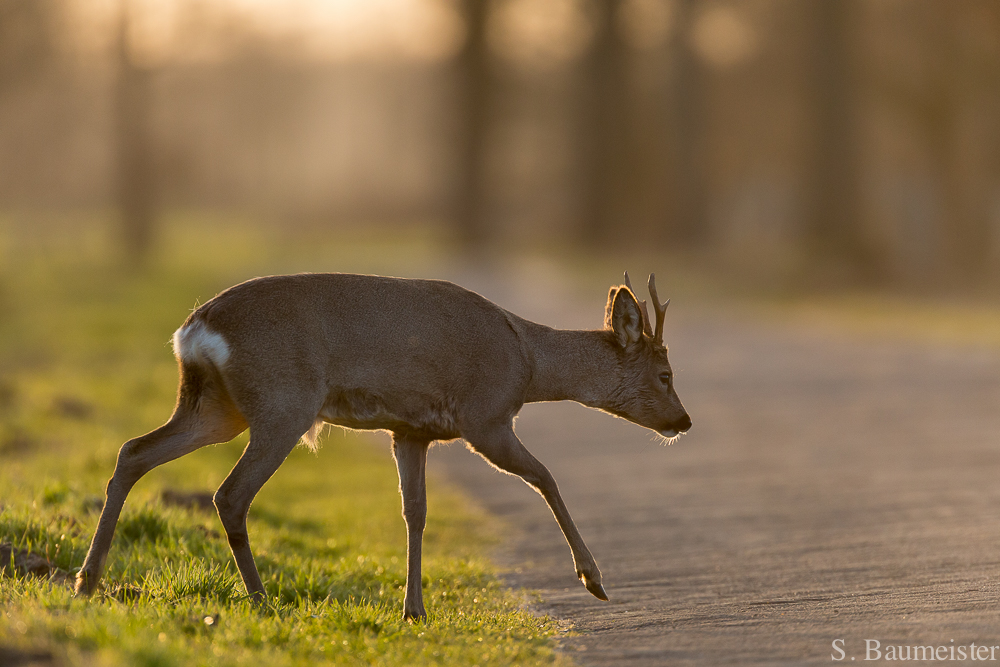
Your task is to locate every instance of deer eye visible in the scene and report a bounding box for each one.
[659,372,672,385]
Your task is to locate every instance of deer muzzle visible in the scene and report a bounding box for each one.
[660,413,692,438]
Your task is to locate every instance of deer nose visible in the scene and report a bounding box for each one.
[674,414,692,433]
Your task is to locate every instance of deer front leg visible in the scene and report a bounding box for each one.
[465,425,608,602]
[392,435,431,620]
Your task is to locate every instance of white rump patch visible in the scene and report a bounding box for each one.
[172,320,231,367]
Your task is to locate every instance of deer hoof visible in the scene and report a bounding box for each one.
[581,574,609,601]
[403,608,427,622]
[245,590,272,611]
[74,571,98,597]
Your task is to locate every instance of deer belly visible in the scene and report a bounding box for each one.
[319,389,460,440]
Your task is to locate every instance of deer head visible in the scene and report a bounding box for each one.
[605,272,691,439]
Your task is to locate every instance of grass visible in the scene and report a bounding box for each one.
[0,217,569,666]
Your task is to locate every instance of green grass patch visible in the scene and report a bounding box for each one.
[0,217,568,666]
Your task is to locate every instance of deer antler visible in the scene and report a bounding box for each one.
[646,273,669,345]
[623,271,653,337]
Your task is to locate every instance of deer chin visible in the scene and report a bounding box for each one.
[656,429,683,446]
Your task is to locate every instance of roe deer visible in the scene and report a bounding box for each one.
[75,271,690,619]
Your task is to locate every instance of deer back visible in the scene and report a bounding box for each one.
[177,274,532,439]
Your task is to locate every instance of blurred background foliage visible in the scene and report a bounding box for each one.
[1,0,999,291]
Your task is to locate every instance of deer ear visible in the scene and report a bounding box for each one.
[609,286,644,348]
[604,287,619,330]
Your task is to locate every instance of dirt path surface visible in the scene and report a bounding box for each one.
[431,270,1000,665]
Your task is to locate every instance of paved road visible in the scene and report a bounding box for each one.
[431,271,1000,665]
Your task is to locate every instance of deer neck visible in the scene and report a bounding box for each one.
[523,325,622,409]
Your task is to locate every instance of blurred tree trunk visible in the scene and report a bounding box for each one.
[665,0,708,248]
[866,1,998,287]
[454,0,491,248]
[579,0,627,246]
[115,0,156,265]
[926,1,993,287]
[0,0,55,91]
[806,0,877,280]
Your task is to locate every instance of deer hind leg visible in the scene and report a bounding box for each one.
[464,425,609,602]
[75,392,247,596]
[213,418,310,601]
[392,435,430,620]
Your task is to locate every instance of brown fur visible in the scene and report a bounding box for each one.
[75,273,690,619]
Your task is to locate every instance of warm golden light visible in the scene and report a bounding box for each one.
[489,0,595,70]
[691,4,759,69]
[63,0,466,64]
